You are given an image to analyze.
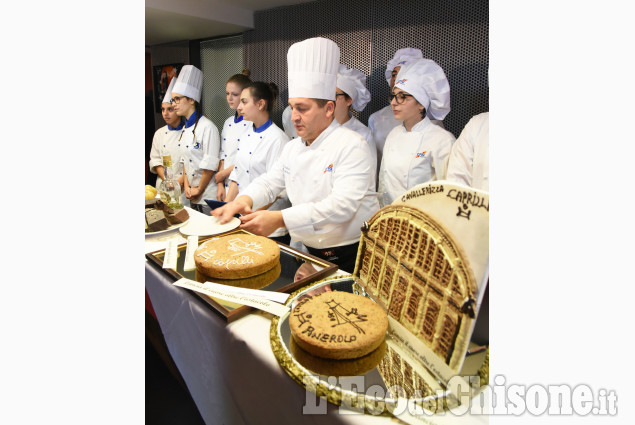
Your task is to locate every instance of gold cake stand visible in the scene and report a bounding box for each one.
[270,276,489,417]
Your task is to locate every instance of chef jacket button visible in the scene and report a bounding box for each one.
[235,166,238,169]
[249,152,252,154]
[246,170,249,173]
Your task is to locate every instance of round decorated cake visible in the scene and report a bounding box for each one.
[194,233,280,279]
[289,291,388,360]
[195,262,281,290]
[290,338,386,376]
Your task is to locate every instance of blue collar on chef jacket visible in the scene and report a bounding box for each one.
[254,119,272,133]
[184,110,200,128]
[234,112,244,124]
[167,120,185,131]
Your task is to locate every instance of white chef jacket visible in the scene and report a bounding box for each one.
[378,116,455,207]
[220,113,252,188]
[340,115,377,185]
[149,122,184,190]
[446,112,489,191]
[368,105,446,155]
[241,119,380,249]
[281,105,298,139]
[228,119,291,237]
[178,113,221,205]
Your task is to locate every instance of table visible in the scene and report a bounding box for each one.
[145,208,489,425]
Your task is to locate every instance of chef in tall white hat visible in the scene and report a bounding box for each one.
[171,65,221,214]
[149,76,185,191]
[213,37,379,273]
[378,58,456,207]
[334,64,376,184]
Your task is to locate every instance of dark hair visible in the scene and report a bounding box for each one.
[193,100,202,131]
[227,72,252,91]
[248,82,279,113]
[314,99,335,109]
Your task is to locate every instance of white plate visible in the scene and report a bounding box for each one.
[145,218,190,237]
[179,215,240,236]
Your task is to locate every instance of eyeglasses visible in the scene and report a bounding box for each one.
[389,92,414,104]
[335,93,347,98]
[170,95,188,104]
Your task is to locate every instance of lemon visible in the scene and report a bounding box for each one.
[145,185,158,196]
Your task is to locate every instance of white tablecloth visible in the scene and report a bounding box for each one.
[145,208,489,425]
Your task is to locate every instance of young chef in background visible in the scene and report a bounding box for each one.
[213,37,379,273]
[225,81,291,244]
[148,77,184,191]
[171,65,221,214]
[368,48,423,160]
[215,70,253,201]
[378,58,455,206]
[334,64,376,185]
[446,112,489,191]
[368,48,448,174]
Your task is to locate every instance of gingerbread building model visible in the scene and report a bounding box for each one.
[355,204,477,370]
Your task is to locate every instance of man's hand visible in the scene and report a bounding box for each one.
[238,210,284,236]
[211,196,253,224]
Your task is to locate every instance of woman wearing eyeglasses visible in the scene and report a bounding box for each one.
[149,77,185,191]
[225,81,291,244]
[215,70,252,202]
[171,65,221,214]
[378,58,455,207]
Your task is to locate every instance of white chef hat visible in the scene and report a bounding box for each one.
[393,58,451,120]
[172,65,203,103]
[385,47,423,84]
[161,76,177,104]
[288,37,340,100]
[336,64,371,111]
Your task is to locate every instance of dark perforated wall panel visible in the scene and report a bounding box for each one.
[242,0,488,138]
[200,35,244,131]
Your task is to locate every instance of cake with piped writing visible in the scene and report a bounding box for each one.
[289,291,388,360]
[194,233,280,279]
